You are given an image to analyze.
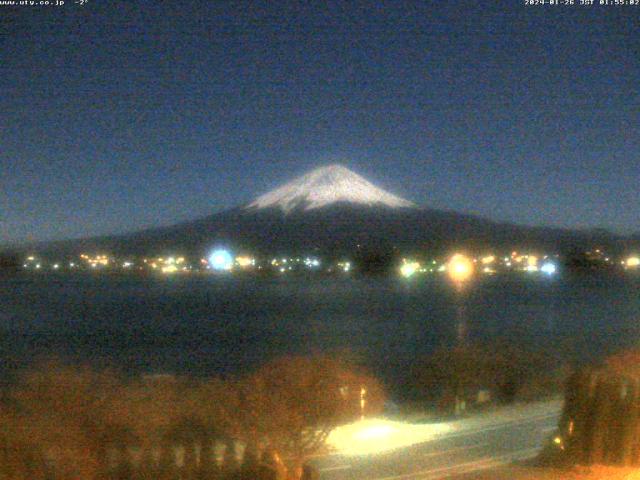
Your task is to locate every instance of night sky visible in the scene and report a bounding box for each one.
[1,1,638,244]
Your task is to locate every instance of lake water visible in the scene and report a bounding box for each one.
[1,272,639,397]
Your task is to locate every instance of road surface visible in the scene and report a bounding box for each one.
[313,399,562,480]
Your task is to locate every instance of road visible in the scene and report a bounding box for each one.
[312,399,562,480]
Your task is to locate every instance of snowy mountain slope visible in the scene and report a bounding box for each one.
[246,164,416,213]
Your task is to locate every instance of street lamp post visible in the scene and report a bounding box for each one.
[447,254,474,416]
[360,386,367,421]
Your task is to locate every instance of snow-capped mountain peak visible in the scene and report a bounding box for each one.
[246,164,416,213]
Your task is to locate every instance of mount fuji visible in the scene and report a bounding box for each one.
[12,164,634,258]
[246,164,415,213]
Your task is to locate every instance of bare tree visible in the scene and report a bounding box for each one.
[559,350,640,467]
[236,355,385,479]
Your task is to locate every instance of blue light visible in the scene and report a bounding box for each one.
[208,249,233,271]
[540,262,557,275]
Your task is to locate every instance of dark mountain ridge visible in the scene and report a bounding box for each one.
[2,165,637,259]
[5,203,633,260]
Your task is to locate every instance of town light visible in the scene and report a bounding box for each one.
[540,262,557,275]
[304,257,321,268]
[208,249,233,271]
[447,254,474,283]
[236,256,255,268]
[400,261,420,278]
[626,256,640,268]
[480,255,495,265]
[340,261,351,272]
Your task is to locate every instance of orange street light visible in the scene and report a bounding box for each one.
[447,254,474,283]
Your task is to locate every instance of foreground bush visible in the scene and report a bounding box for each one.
[557,349,640,468]
[0,355,384,480]
[412,342,565,413]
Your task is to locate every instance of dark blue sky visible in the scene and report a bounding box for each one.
[1,1,638,244]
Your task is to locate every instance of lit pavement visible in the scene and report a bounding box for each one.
[312,399,562,480]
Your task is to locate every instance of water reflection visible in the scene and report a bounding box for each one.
[446,254,475,346]
[452,282,470,346]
